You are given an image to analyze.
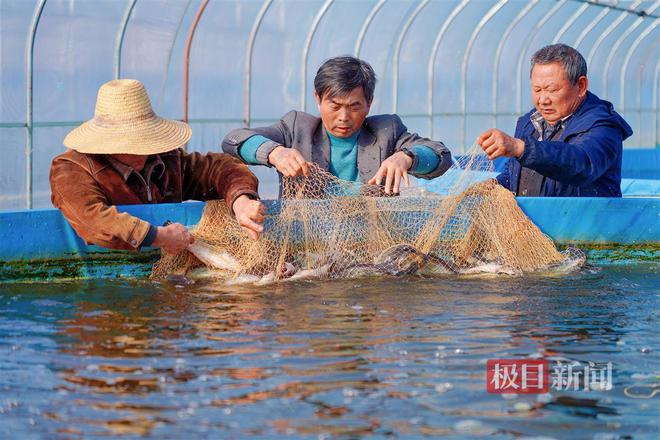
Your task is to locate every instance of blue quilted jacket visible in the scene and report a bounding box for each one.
[496,91,632,197]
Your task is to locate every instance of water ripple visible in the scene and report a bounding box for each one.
[0,264,658,438]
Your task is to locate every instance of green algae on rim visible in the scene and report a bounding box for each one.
[0,251,160,283]
[1,244,657,283]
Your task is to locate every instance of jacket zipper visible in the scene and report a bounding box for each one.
[134,173,153,203]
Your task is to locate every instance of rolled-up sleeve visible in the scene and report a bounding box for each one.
[392,115,452,179]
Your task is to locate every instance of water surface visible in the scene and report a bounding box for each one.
[1,264,658,439]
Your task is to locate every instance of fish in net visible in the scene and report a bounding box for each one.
[151,146,584,284]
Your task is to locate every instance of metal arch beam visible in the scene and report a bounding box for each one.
[574,0,618,49]
[301,0,334,112]
[586,0,642,73]
[182,0,210,127]
[634,38,659,146]
[603,1,660,100]
[637,37,659,107]
[655,58,660,112]
[392,0,429,113]
[159,0,193,109]
[427,0,469,139]
[25,0,47,210]
[654,59,660,145]
[114,0,137,79]
[354,0,387,58]
[552,1,590,44]
[244,0,273,127]
[620,18,659,113]
[572,0,659,19]
[637,38,659,108]
[460,0,508,149]
[492,0,539,126]
[515,0,568,114]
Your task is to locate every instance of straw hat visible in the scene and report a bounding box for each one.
[63,79,191,155]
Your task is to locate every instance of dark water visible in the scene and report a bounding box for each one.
[1,264,658,439]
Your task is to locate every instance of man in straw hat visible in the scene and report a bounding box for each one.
[50,79,265,253]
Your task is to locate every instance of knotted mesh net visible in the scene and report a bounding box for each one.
[151,147,583,284]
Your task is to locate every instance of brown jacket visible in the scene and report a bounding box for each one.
[50,148,259,250]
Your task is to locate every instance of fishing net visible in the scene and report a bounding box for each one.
[151,146,583,283]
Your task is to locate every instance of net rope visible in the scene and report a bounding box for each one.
[151,145,583,283]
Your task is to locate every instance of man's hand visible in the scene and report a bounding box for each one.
[232,194,266,240]
[153,222,194,254]
[477,128,525,160]
[367,151,413,195]
[267,146,310,177]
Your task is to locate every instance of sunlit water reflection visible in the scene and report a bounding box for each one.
[1,264,658,439]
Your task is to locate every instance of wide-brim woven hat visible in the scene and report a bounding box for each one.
[63,79,191,155]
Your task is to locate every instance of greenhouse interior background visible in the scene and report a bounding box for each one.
[1,0,658,210]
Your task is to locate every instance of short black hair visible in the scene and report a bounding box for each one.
[530,44,587,84]
[314,56,377,103]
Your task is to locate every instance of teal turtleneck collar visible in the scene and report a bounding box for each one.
[327,129,361,182]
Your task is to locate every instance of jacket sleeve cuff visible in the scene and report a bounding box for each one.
[238,135,269,164]
[517,136,538,167]
[140,224,158,248]
[226,190,261,216]
[401,147,419,171]
[409,150,452,180]
[255,140,281,166]
[407,145,440,175]
[126,217,152,250]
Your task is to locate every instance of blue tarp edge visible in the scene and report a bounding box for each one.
[0,197,658,262]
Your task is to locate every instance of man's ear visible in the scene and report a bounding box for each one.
[577,76,588,97]
[314,92,321,109]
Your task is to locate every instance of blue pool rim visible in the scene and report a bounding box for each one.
[0,197,658,282]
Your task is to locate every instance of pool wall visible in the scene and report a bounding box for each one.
[1,197,658,282]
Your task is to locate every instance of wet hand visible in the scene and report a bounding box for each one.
[477,128,525,160]
[154,222,194,254]
[368,151,412,195]
[232,195,265,240]
[267,146,310,178]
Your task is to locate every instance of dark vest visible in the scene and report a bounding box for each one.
[517,121,566,196]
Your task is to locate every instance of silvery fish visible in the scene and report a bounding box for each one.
[188,241,243,272]
[186,260,298,285]
[423,252,518,276]
[287,262,333,281]
[460,263,518,276]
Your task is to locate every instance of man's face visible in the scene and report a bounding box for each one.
[530,62,587,125]
[112,154,148,171]
[316,86,371,138]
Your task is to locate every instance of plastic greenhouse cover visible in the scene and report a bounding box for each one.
[0,0,657,210]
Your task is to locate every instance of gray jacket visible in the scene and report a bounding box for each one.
[222,110,452,182]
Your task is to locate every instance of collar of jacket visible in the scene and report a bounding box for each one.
[60,150,110,176]
[55,150,147,205]
[60,149,179,177]
[530,110,572,136]
[520,91,631,142]
[104,154,166,183]
[60,148,184,205]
